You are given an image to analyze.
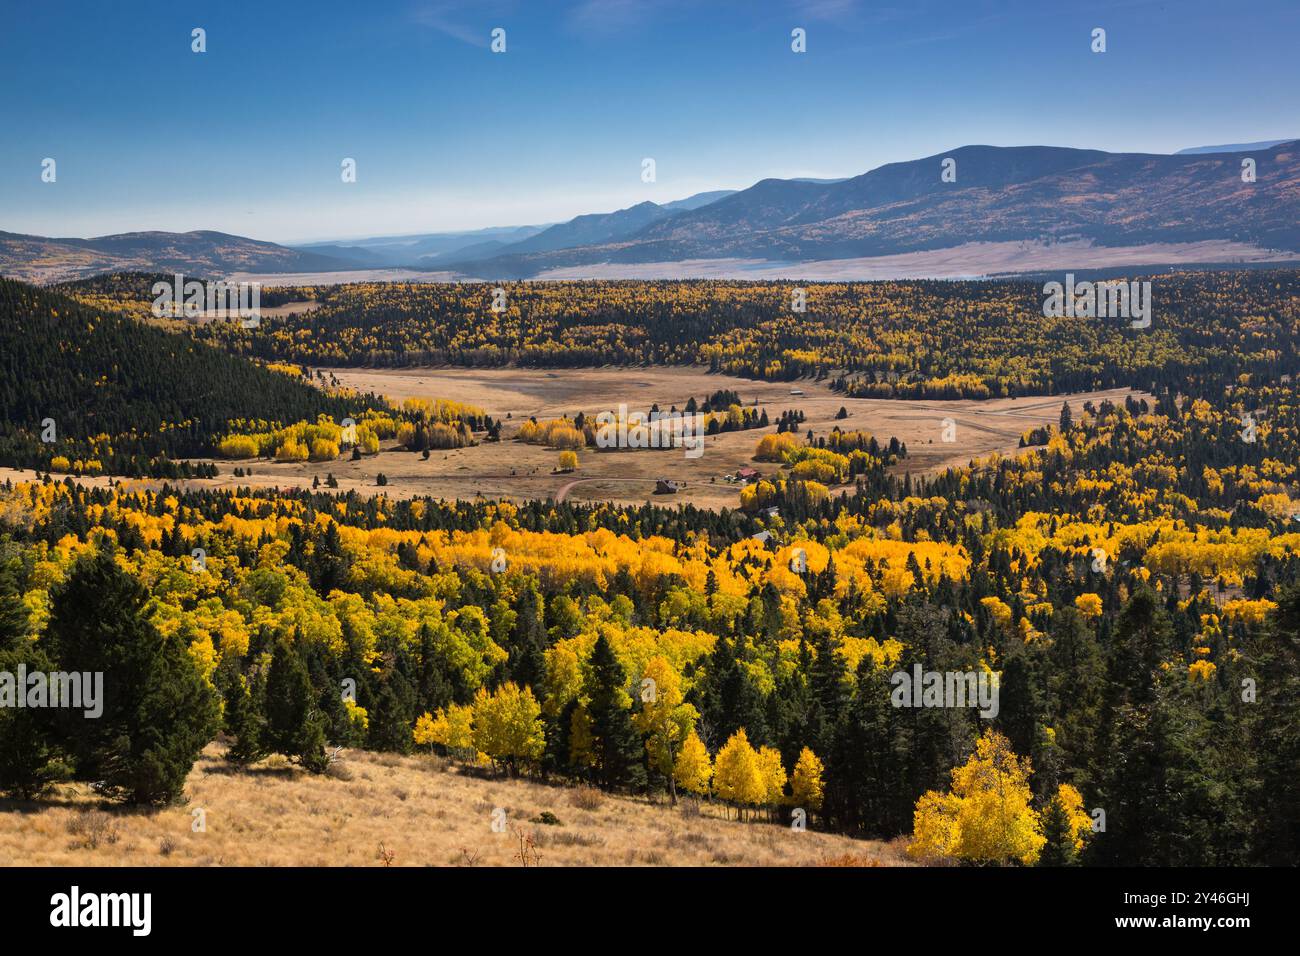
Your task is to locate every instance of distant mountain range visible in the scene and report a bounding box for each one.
[3,140,1297,283]
[1175,139,1295,155]
[294,224,550,268]
[0,229,353,284]
[292,189,739,269]
[448,140,1300,278]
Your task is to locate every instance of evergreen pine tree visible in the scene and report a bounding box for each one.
[1250,584,1300,864]
[0,645,68,798]
[807,627,849,757]
[416,623,454,713]
[1038,793,1079,866]
[507,581,548,689]
[367,667,417,753]
[997,646,1046,779]
[0,562,31,652]
[223,673,266,766]
[44,548,219,802]
[585,634,646,791]
[264,637,329,772]
[97,628,221,804]
[1046,607,1105,789]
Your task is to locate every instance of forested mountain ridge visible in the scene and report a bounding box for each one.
[0,277,370,475]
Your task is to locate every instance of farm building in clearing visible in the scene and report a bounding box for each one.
[655,478,685,494]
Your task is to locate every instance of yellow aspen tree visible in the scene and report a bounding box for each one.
[1054,783,1094,851]
[790,747,825,812]
[568,702,597,771]
[757,745,787,819]
[713,729,765,819]
[471,682,544,774]
[414,703,474,758]
[413,712,437,747]
[632,656,698,805]
[908,729,1046,865]
[1074,593,1104,620]
[344,698,369,740]
[980,596,1014,636]
[673,730,713,796]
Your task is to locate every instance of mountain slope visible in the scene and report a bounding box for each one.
[0,230,362,284]
[661,189,738,211]
[423,190,738,268]
[0,277,363,473]
[451,141,1300,277]
[464,201,671,257]
[1176,139,1296,154]
[0,740,901,866]
[298,224,550,267]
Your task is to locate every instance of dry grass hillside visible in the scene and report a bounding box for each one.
[0,742,908,867]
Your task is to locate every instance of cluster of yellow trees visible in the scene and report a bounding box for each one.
[413,679,826,817]
[710,731,826,819]
[983,511,1300,593]
[43,429,158,476]
[411,633,835,816]
[216,397,488,462]
[785,447,852,484]
[218,413,393,461]
[48,456,104,475]
[398,397,484,423]
[909,730,1092,865]
[754,432,884,485]
[397,420,475,450]
[414,682,544,770]
[516,417,586,449]
[739,477,830,511]
[754,432,801,462]
[9,473,1284,701]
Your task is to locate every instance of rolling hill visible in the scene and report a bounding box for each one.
[0,276,366,473]
[0,230,362,284]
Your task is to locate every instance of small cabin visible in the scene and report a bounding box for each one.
[736,467,760,481]
[656,478,685,494]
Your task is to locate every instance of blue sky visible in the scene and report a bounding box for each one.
[1,0,1296,242]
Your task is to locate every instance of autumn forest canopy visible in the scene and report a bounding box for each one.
[1,269,1298,867]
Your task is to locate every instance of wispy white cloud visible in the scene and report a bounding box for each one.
[567,0,651,34]
[791,0,860,21]
[410,1,516,47]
